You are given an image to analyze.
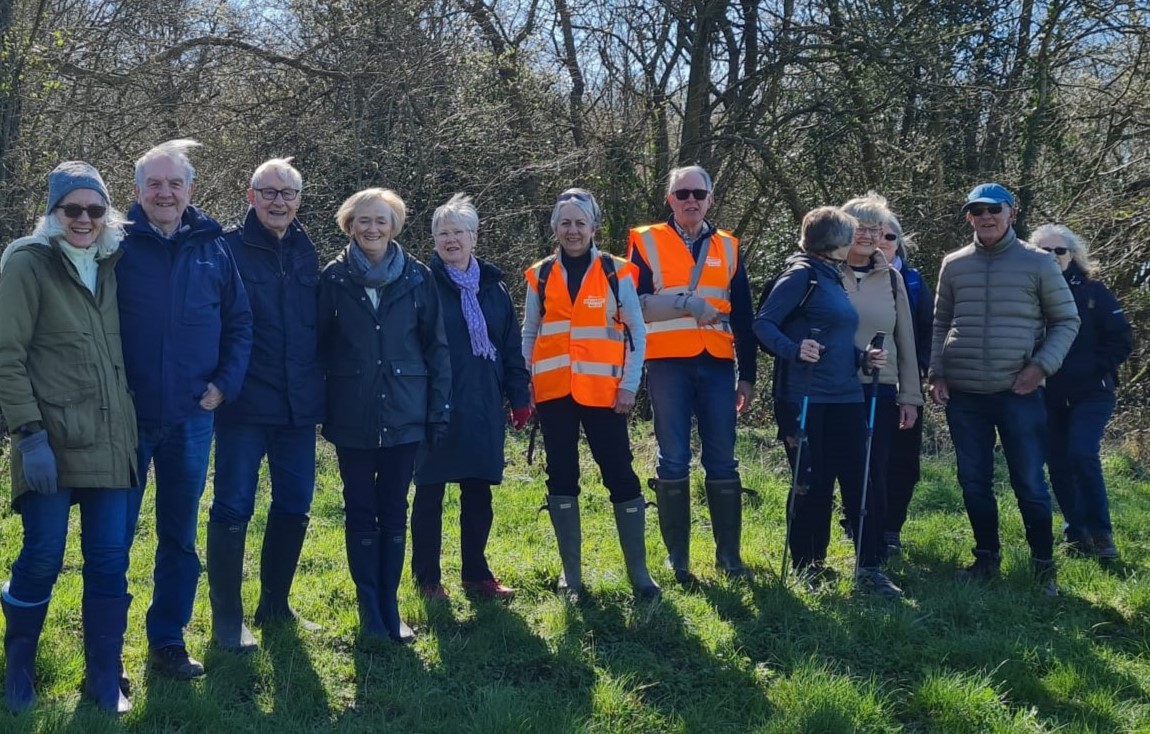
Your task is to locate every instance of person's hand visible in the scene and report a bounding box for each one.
[864,348,888,373]
[798,339,822,363]
[684,296,722,326]
[199,382,225,411]
[735,380,754,414]
[509,405,533,430]
[16,430,58,495]
[1011,363,1045,395]
[898,404,918,430]
[613,388,636,414]
[929,378,950,406]
[427,422,450,446]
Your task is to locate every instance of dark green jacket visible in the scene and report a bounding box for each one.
[0,234,138,507]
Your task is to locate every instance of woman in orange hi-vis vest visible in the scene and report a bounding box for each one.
[521,188,660,601]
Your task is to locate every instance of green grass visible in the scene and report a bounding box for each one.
[0,423,1148,733]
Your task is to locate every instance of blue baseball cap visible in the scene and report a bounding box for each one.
[962,183,1014,212]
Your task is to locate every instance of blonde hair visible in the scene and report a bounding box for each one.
[1031,224,1097,276]
[335,188,407,238]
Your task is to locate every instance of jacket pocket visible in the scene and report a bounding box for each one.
[297,272,319,327]
[40,384,101,450]
[183,263,224,325]
[389,360,429,420]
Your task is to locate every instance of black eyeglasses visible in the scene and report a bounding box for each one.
[967,204,1004,216]
[557,191,591,203]
[56,203,107,219]
[256,188,300,202]
[882,233,898,241]
[672,188,710,201]
[1042,246,1069,255]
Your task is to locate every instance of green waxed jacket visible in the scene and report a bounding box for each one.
[0,234,138,508]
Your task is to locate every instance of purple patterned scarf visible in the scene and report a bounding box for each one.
[445,256,497,361]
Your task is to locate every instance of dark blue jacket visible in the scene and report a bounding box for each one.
[318,243,452,450]
[1046,262,1132,402]
[899,263,934,378]
[754,253,863,405]
[414,255,531,486]
[117,204,253,428]
[216,209,324,427]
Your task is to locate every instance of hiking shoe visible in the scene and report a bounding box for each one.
[794,560,838,590]
[418,583,450,602]
[1061,530,1094,557]
[884,531,903,555]
[148,646,205,680]
[1033,558,1058,597]
[855,567,903,598]
[840,518,854,542]
[1091,533,1119,561]
[462,578,516,601]
[955,550,1001,583]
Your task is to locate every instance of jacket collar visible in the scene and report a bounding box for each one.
[239,208,307,251]
[126,202,222,243]
[665,214,716,245]
[430,253,505,287]
[971,226,1019,255]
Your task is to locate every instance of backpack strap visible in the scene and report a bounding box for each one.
[536,255,558,320]
[599,254,634,352]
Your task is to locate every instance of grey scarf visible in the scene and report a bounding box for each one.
[347,240,405,290]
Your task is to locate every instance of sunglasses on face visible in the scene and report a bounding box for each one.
[967,204,1004,216]
[882,233,898,241]
[557,191,591,203]
[672,188,710,201]
[1042,246,1069,255]
[256,188,300,202]
[56,203,107,219]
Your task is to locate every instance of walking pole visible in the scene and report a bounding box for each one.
[854,331,886,587]
[781,328,820,583]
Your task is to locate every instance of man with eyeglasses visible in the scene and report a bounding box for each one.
[205,158,324,653]
[929,182,1079,596]
[627,164,757,584]
[117,139,252,680]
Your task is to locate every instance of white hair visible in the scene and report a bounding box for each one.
[33,206,130,259]
[251,157,302,190]
[1031,223,1097,276]
[666,165,713,195]
[549,188,601,232]
[432,193,479,234]
[135,139,201,187]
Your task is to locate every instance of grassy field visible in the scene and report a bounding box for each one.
[0,420,1148,733]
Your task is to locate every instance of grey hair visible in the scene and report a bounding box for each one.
[251,157,302,190]
[1031,223,1097,276]
[841,190,894,227]
[33,205,129,259]
[800,206,857,254]
[666,165,713,195]
[550,188,601,232]
[135,139,202,188]
[432,193,479,235]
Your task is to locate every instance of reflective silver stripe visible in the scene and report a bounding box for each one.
[646,316,699,334]
[570,326,625,342]
[704,320,733,334]
[717,233,737,281]
[638,230,663,291]
[533,354,570,375]
[571,361,622,377]
[695,285,729,300]
[539,320,571,336]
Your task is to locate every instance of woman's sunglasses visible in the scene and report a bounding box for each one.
[967,204,1003,216]
[672,188,710,201]
[557,191,591,203]
[56,203,107,219]
[1041,246,1069,255]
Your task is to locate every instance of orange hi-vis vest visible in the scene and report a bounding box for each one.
[525,253,635,408]
[627,222,738,360]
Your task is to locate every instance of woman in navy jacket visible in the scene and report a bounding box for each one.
[318,188,451,644]
[410,194,531,602]
[1032,224,1132,560]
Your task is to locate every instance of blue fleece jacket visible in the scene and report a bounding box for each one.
[116,203,253,428]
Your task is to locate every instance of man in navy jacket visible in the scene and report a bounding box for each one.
[118,140,252,680]
[207,158,324,652]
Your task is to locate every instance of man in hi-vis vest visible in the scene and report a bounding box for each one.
[627,165,758,584]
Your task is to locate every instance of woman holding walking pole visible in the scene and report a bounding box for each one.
[754,206,901,597]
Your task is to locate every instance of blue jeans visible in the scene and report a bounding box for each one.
[211,423,317,525]
[1046,391,1116,538]
[946,390,1053,559]
[126,412,215,649]
[9,488,134,603]
[646,357,739,481]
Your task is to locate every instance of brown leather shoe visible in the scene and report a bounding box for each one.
[417,583,450,602]
[462,578,515,601]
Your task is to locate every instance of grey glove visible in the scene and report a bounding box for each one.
[681,294,719,323]
[16,430,58,495]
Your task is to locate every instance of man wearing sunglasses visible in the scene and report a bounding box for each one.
[206,158,324,653]
[929,182,1079,596]
[627,165,757,585]
[116,139,253,680]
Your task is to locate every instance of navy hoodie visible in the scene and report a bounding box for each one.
[116,203,253,427]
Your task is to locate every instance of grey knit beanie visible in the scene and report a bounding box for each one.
[45,161,110,214]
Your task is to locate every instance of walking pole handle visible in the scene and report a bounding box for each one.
[867,331,886,377]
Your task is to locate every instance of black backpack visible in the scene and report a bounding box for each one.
[536,254,633,351]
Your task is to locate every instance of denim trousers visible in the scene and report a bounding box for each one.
[645,357,739,481]
[211,423,317,525]
[8,488,134,603]
[1046,391,1116,538]
[335,442,419,535]
[535,395,642,502]
[946,390,1053,559]
[411,479,496,585]
[126,412,215,649]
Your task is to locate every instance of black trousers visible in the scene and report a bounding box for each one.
[885,405,924,536]
[335,442,419,534]
[411,479,495,585]
[536,396,642,503]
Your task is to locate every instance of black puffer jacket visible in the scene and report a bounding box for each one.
[318,243,451,449]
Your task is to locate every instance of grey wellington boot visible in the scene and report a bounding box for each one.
[705,478,752,579]
[206,521,258,652]
[650,477,696,584]
[254,513,321,631]
[612,497,662,600]
[547,495,583,600]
